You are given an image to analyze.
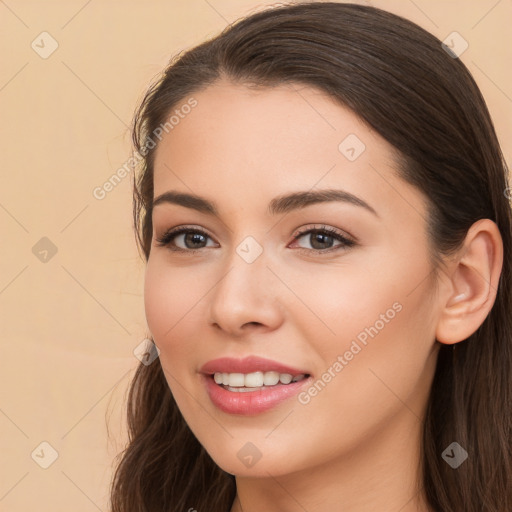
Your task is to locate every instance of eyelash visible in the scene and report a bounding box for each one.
[155,224,356,256]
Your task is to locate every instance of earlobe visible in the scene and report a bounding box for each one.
[435,219,503,345]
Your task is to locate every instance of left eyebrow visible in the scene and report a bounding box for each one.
[151,188,379,218]
[268,189,379,217]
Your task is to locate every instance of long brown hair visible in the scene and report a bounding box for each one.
[109,2,512,510]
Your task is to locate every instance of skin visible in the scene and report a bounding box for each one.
[144,79,503,511]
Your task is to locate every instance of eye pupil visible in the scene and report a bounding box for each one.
[186,232,206,248]
[311,232,333,249]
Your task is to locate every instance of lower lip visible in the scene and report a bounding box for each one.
[201,374,312,415]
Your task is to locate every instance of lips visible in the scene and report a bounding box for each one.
[199,355,310,376]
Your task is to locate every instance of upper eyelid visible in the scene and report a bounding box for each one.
[155,224,356,250]
[292,224,355,240]
[156,224,351,239]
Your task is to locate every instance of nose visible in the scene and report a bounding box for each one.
[207,247,284,336]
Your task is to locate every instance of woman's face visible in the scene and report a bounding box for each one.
[145,80,441,477]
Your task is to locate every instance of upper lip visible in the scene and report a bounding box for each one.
[200,356,310,376]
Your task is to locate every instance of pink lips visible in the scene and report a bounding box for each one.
[199,355,312,415]
[199,355,309,376]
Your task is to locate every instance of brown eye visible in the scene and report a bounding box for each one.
[291,225,356,254]
[155,227,216,252]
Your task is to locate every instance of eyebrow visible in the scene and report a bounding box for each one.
[152,189,379,218]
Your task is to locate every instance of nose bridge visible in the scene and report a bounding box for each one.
[214,236,270,307]
[207,234,282,333]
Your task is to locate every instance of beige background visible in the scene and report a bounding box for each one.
[0,0,510,510]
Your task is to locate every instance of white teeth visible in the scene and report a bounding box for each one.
[279,373,292,384]
[227,373,245,387]
[245,371,264,387]
[213,371,307,388]
[263,371,279,386]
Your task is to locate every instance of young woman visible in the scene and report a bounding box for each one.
[110,2,512,511]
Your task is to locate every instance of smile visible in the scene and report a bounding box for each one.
[202,373,313,415]
[213,371,308,389]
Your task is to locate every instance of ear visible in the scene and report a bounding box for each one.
[435,219,503,345]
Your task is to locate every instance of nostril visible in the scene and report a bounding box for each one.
[243,322,263,328]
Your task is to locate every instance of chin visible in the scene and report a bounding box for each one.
[204,441,305,478]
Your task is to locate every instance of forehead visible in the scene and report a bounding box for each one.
[154,80,379,167]
[151,80,426,223]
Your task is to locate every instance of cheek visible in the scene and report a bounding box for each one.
[143,260,171,339]
[143,258,200,350]
[277,254,417,357]
[278,288,436,474]
[291,246,437,404]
